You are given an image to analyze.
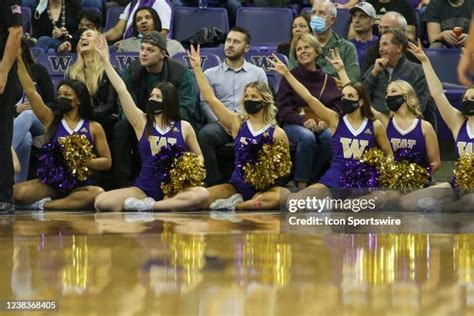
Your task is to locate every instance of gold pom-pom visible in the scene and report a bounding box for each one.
[378,160,430,191]
[360,148,387,169]
[454,153,474,193]
[243,140,292,190]
[161,152,206,196]
[58,134,96,182]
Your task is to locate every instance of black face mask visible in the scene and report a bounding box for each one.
[53,97,73,115]
[462,100,474,116]
[244,100,263,114]
[340,98,359,114]
[386,94,405,112]
[146,100,164,114]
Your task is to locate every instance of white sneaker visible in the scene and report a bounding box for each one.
[20,197,52,210]
[123,197,156,211]
[209,193,244,211]
[417,197,441,212]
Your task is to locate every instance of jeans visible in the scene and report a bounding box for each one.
[12,110,45,183]
[283,124,332,184]
[35,36,61,52]
[198,122,233,186]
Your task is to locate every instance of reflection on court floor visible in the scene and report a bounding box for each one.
[0,212,474,315]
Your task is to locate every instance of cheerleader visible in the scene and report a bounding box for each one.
[269,54,392,208]
[13,53,112,210]
[93,37,209,212]
[188,45,291,210]
[397,41,474,212]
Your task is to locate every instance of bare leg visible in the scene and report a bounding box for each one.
[205,183,237,208]
[94,187,147,212]
[153,187,209,211]
[44,186,105,210]
[399,182,456,212]
[13,179,59,204]
[286,183,332,212]
[441,193,474,212]
[235,186,290,210]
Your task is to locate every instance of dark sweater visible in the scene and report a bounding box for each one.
[276,65,342,126]
[28,63,55,104]
[32,0,81,39]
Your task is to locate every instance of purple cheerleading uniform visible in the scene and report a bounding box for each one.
[386,117,428,167]
[133,121,187,200]
[450,120,474,194]
[319,116,376,188]
[52,119,94,144]
[229,121,276,200]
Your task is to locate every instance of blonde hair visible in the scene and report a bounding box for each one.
[240,81,277,125]
[389,80,423,118]
[291,33,323,61]
[65,30,105,96]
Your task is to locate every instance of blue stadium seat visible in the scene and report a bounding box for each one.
[172,52,221,70]
[82,6,102,13]
[172,7,229,42]
[22,7,32,35]
[244,50,288,72]
[112,52,140,72]
[105,7,125,31]
[236,7,293,46]
[201,47,225,60]
[301,7,350,38]
[81,0,103,11]
[425,49,462,85]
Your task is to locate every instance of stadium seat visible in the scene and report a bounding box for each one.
[82,6,102,13]
[111,52,140,72]
[81,0,103,11]
[236,7,293,46]
[301,7,350,38]
[244,50,288,94]
[172,52,221,70]
[105,7,125,31]
[425,49,462,85]
[172,7,229,42]
[22,7,32,35]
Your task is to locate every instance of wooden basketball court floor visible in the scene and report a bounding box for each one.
[0,211,474,315]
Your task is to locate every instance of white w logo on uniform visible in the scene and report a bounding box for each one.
[340,138,369,159]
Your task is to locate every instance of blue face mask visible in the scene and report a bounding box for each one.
[310,16,327,34]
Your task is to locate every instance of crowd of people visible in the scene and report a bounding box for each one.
[0,0,473,214]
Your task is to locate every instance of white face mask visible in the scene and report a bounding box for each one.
[34,0,48,20]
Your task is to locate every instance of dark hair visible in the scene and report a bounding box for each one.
[229,26,251,44]
[78,10,103,30]
[145,82,181,137]
[46,79,94,141]
[133,6,162,37]
[291,13,311,40]
[344,82,375,120]
[381,29,408,53]
[20,37,35,75]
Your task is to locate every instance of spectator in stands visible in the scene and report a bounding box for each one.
[424,0,473,48]
[113,31,196,188]
[198,27,267,186]
[12,38,56,183]
[276,33,342,190]
[362,30,433,126]
[105,0,171,44]
[361,11,419,74]
[57,10,102,53]
[367,0,417,41]
[350,2,379,69]
[457,19,474,85]
[32,0,82,52]
[117,6,185,57]
[65,29,118,141]
[310,0,359,9]
[277,13,312,70]
[310,0,360,82]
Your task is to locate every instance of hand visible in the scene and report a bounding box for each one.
[16,102,31,113]
[372,57,388,76]
[57,41,71,53]
[187,44,202,69]
[325,48,345,72]
[0,69,7,94]
[440,30,458,46]
[60,27,69,36]
[457,33,468,47]
[303,119,318,131]
[95,35,110,61]
[268,53,289,76]
[52,27,65,39]
[407,40,428,62]
[113,39,123,48]
[314,120,327,133]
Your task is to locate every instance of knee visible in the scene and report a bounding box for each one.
[198,124,220,145]
[296,129,316,147]
[86,186,105,201]
[192,187,210,207]
[94,191,112,211]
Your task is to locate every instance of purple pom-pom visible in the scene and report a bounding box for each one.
[394,148,424,166]
[37,142,78,192]
[236,135,273,178]
[340,160,379,191]
[154,144,186,183]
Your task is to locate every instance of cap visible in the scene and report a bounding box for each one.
[349,2,376,19]
[141,31,167,50]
